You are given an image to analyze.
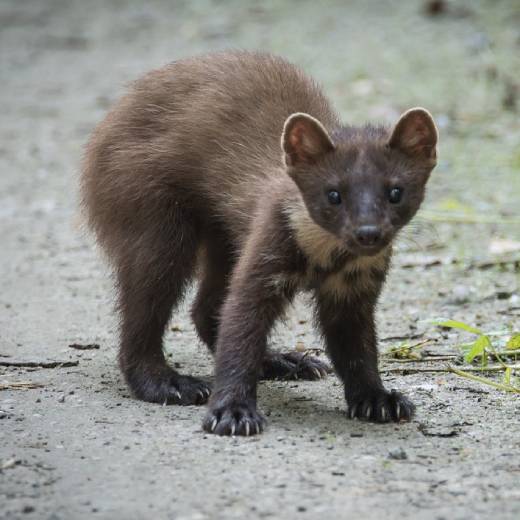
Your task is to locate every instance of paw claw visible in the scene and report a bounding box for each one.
[347,390,414,424]
[203,401,265,436]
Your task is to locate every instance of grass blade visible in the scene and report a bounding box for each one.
[436,320,482,335]
[447,365,520,394]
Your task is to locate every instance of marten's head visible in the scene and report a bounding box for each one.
[282,108,438,259]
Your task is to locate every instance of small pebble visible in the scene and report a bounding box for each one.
[2,458,19,470]
[388,447,408,460]
[450,285,471,304]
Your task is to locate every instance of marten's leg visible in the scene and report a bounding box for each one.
[191,233,330,381]
[202,228,297,435]
[117,213,210,405]
[191,232,234,352]
[315,287,415,423]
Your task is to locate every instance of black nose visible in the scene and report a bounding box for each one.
[355,225,381,247]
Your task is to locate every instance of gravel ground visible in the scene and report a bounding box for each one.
[1,1,519,519]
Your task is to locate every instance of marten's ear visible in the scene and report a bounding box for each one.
[282,113,335,167]
[388,108,438,164]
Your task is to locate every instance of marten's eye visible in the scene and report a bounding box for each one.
[388,187,403,204]
[327,190,342,205]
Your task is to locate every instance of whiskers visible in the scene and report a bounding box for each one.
[395,218,442,253]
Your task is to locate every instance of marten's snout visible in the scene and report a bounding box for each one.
[355,225,381,247]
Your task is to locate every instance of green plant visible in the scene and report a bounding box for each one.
[385,339,432,360]
[436,319,520,392]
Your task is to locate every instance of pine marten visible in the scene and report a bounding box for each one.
[81,51,438,436]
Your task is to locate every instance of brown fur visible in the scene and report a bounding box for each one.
[81,51,438,435]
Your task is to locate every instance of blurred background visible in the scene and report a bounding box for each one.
[1,1,520,519]
[2,0,520,256]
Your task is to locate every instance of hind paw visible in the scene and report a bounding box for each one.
[125,364,211,405]
[261,351,331,381]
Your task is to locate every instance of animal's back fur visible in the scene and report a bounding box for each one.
[81,51,338,255]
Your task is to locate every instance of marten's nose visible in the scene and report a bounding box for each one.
[355,225,381,247]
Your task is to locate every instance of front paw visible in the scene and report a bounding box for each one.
[347,389,415,423]
[202,399,266,436]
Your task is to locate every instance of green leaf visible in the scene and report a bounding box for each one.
[437,320,482,335]
[465,335,491,363]
[505,333,520,351]
[504,367,512,385]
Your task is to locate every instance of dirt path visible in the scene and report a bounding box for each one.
[1,1,519,519]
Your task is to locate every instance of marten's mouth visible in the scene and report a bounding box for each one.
[342,225,390,257]
[346,237,390,257]
[352,244,385,257]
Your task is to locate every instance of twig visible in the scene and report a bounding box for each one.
[385,355,458,363]
[0,360,79,368]
[380,332,425,342]
[381,364,520,374]
[68,343,100,350]
[471,257,520,269]
[0,381,44,391]
[399,258,448,269]
[382,366,451,374]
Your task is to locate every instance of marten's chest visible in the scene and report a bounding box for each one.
[268,248,390,302]
[274,197,390,300]
[305,251,389,299]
